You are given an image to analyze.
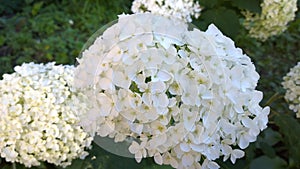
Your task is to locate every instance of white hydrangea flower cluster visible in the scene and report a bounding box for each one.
[243,0,298,41]
[0,62,93,168]
[75,13,269,169]
[282,62,300,118]
[131,0,201,22]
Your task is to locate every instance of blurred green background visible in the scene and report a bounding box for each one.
[0,0,299,169]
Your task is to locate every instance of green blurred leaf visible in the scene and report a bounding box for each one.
[231,0,261,13]
[262,128,282,146]
[256,127,282,152]
[197,7,240,38]
[35,162,48,169]
[259,142,276,158]
[2,165,11,169]
[32,2,44,16]
[144,164,173,169]
[244,143,257,161]
[16,56,35,64]
[216,158,249,169]
[25,0,34,4]
[198,0,220,8]
[62,158,92,169]
[275,114,300,167]
[0,36,5,46]
[0,0,24,14]
[250,156,287,169]
[14,163,28,169]
[0,56,14,77]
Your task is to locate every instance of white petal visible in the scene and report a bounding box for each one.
[164,46,177,64]
[129,93,142,108]
[97,93,112,116]
[170,158,179,168]
[106,45,122,62]
[183,109,196,131]
[230,149,244,164]
[154,34,174,49]
[190,144,205,153]
[98,77,112,90]
[119,21,135,40]
[221,144,232,156]
[154,153,163,165]
[182,154,194,167]
[203,159,220,169]
[150,81,166,93]
[154,70,172,82]
[129,141,140,154]
[180,142,191,152]
[97,121,115,137]
[130,123,143,135]
[238,134,250,149]
[155,106,168,115]
[148,134,167,149]
[142,93,152,106]
[219,119,236,135]
[112,71,131,89]
[120,109,136,122]
[135,151,143,163]
[153,93,169,108]
[241,117,255,128]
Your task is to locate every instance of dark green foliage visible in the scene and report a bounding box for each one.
[0,0,132,76]
[275,114,300,168]
[249,156,287,169]
[196,7,240,37]
[195,0,261,38]
[0,0,300,168]
[231,0,262,13]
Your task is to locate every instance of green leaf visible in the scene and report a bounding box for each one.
[255,127,281,158]
[143,164,173,169]
[0,0,24,14]
[15,56,35,65]
[31,2,44,16]
[61,159,89,169]
[231,0,262,13]
[250,156,287,169]
[261,128,282,146]
[2,164,11,169]
[14,163,28,169]
[0,35,5,46]
[275,114,300,167]
[259,142,276,158]
[196,7,240,38]
[35,162,48,169]
[198,0,220,8]
[244,143,257,161]
[25,0,34,4]
[216,158,249,169]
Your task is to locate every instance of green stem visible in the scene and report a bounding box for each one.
[268,107,281,119]
[264,92,283,106]
[12,163,16,169]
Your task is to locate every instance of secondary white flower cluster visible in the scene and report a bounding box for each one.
[282,62,300,118]
[75,13,269,169]
[0,62,93,167]
[131,0,201,22]
[243,0,298,41]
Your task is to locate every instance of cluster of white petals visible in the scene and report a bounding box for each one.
[131,0,201,22]
[243,0,298,41]
[75,13,269,169]
[0,62,93,167]
[282,62,300,118]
